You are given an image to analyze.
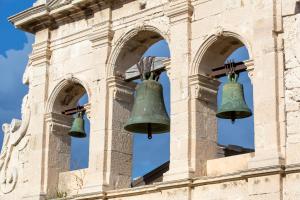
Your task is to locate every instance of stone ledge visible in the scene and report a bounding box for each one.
[50,163,300,200]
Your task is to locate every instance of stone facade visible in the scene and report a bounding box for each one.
[0,0,299,199]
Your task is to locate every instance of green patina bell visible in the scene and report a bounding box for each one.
[124,74,170,139]
[69,111,86,138]
[217,74,252,122]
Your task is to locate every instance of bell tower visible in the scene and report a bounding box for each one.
[1,0,300,199]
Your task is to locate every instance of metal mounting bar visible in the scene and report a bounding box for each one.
[62,106,86,116]
[124,58,248,81]
[210,62,247,78]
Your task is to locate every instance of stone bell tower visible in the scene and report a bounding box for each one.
[1,0,300,199]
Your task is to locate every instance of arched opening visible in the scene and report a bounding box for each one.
[132,40,171,183]
[198,35,254,157]
[112,30,171,186]
[70,93,90,170]
[113,30,166,76]
[51,80,90,171]
[218,47,254,151]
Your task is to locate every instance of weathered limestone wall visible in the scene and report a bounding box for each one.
[282,2,300,199]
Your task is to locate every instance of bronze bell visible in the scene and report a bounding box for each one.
[124,73,170,139]
[69,111,86,138]
[216,73,252,122]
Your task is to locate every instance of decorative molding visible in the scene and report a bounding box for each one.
[213,26,225,38]
[8,0,107,33]
[190,31,253,76]
[107,24,170,77]
[8,5,49,33]
[165,0,193,24]
[0,95,31,194]
[89,21,114,48]
[30,41,52,66]
[46,76,91,113]
[48,0,72,10]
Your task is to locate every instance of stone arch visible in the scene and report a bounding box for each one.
[191,31,252,76]
[107,25,170,77]
[46,76,91,113]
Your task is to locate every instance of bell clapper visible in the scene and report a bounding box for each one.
[230,112,236,124]
[147,123,152,140]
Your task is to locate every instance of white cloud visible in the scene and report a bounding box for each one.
[0,33,34,150]
[0,34,33,96]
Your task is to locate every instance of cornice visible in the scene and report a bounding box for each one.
[8,0,110,33]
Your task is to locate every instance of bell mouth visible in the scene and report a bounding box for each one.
[216,110,252,119]
[68,131,87,138]
[124,122,170,134]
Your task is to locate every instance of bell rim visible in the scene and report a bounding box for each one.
[124,122,170,134]
[68,131,87,138]
[216,110,252,119]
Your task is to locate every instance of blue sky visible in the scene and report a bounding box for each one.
[0,0,35,152]
[0,1,253,179]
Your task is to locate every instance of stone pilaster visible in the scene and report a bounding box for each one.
[77,7,116,193]
[248,1,285,199]
[22,29,52,200]
[164,0,194,181]
[44,113,72,199]
[104,76,136,189]
[189,75,220,176]
[249,0,285,169]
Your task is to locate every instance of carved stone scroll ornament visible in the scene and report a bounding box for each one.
[0,95,31,194]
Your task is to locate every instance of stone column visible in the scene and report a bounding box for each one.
[44,113,72,198]
[248,1,284,199]
[164,0,194,181]
[74,9,113,193]
[104,76,135,189]
[189,75,220,176]
[249,0,284,168]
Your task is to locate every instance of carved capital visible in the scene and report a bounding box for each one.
[45,112,72,135]
[189,74,220,103]
[107,77,136,103]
